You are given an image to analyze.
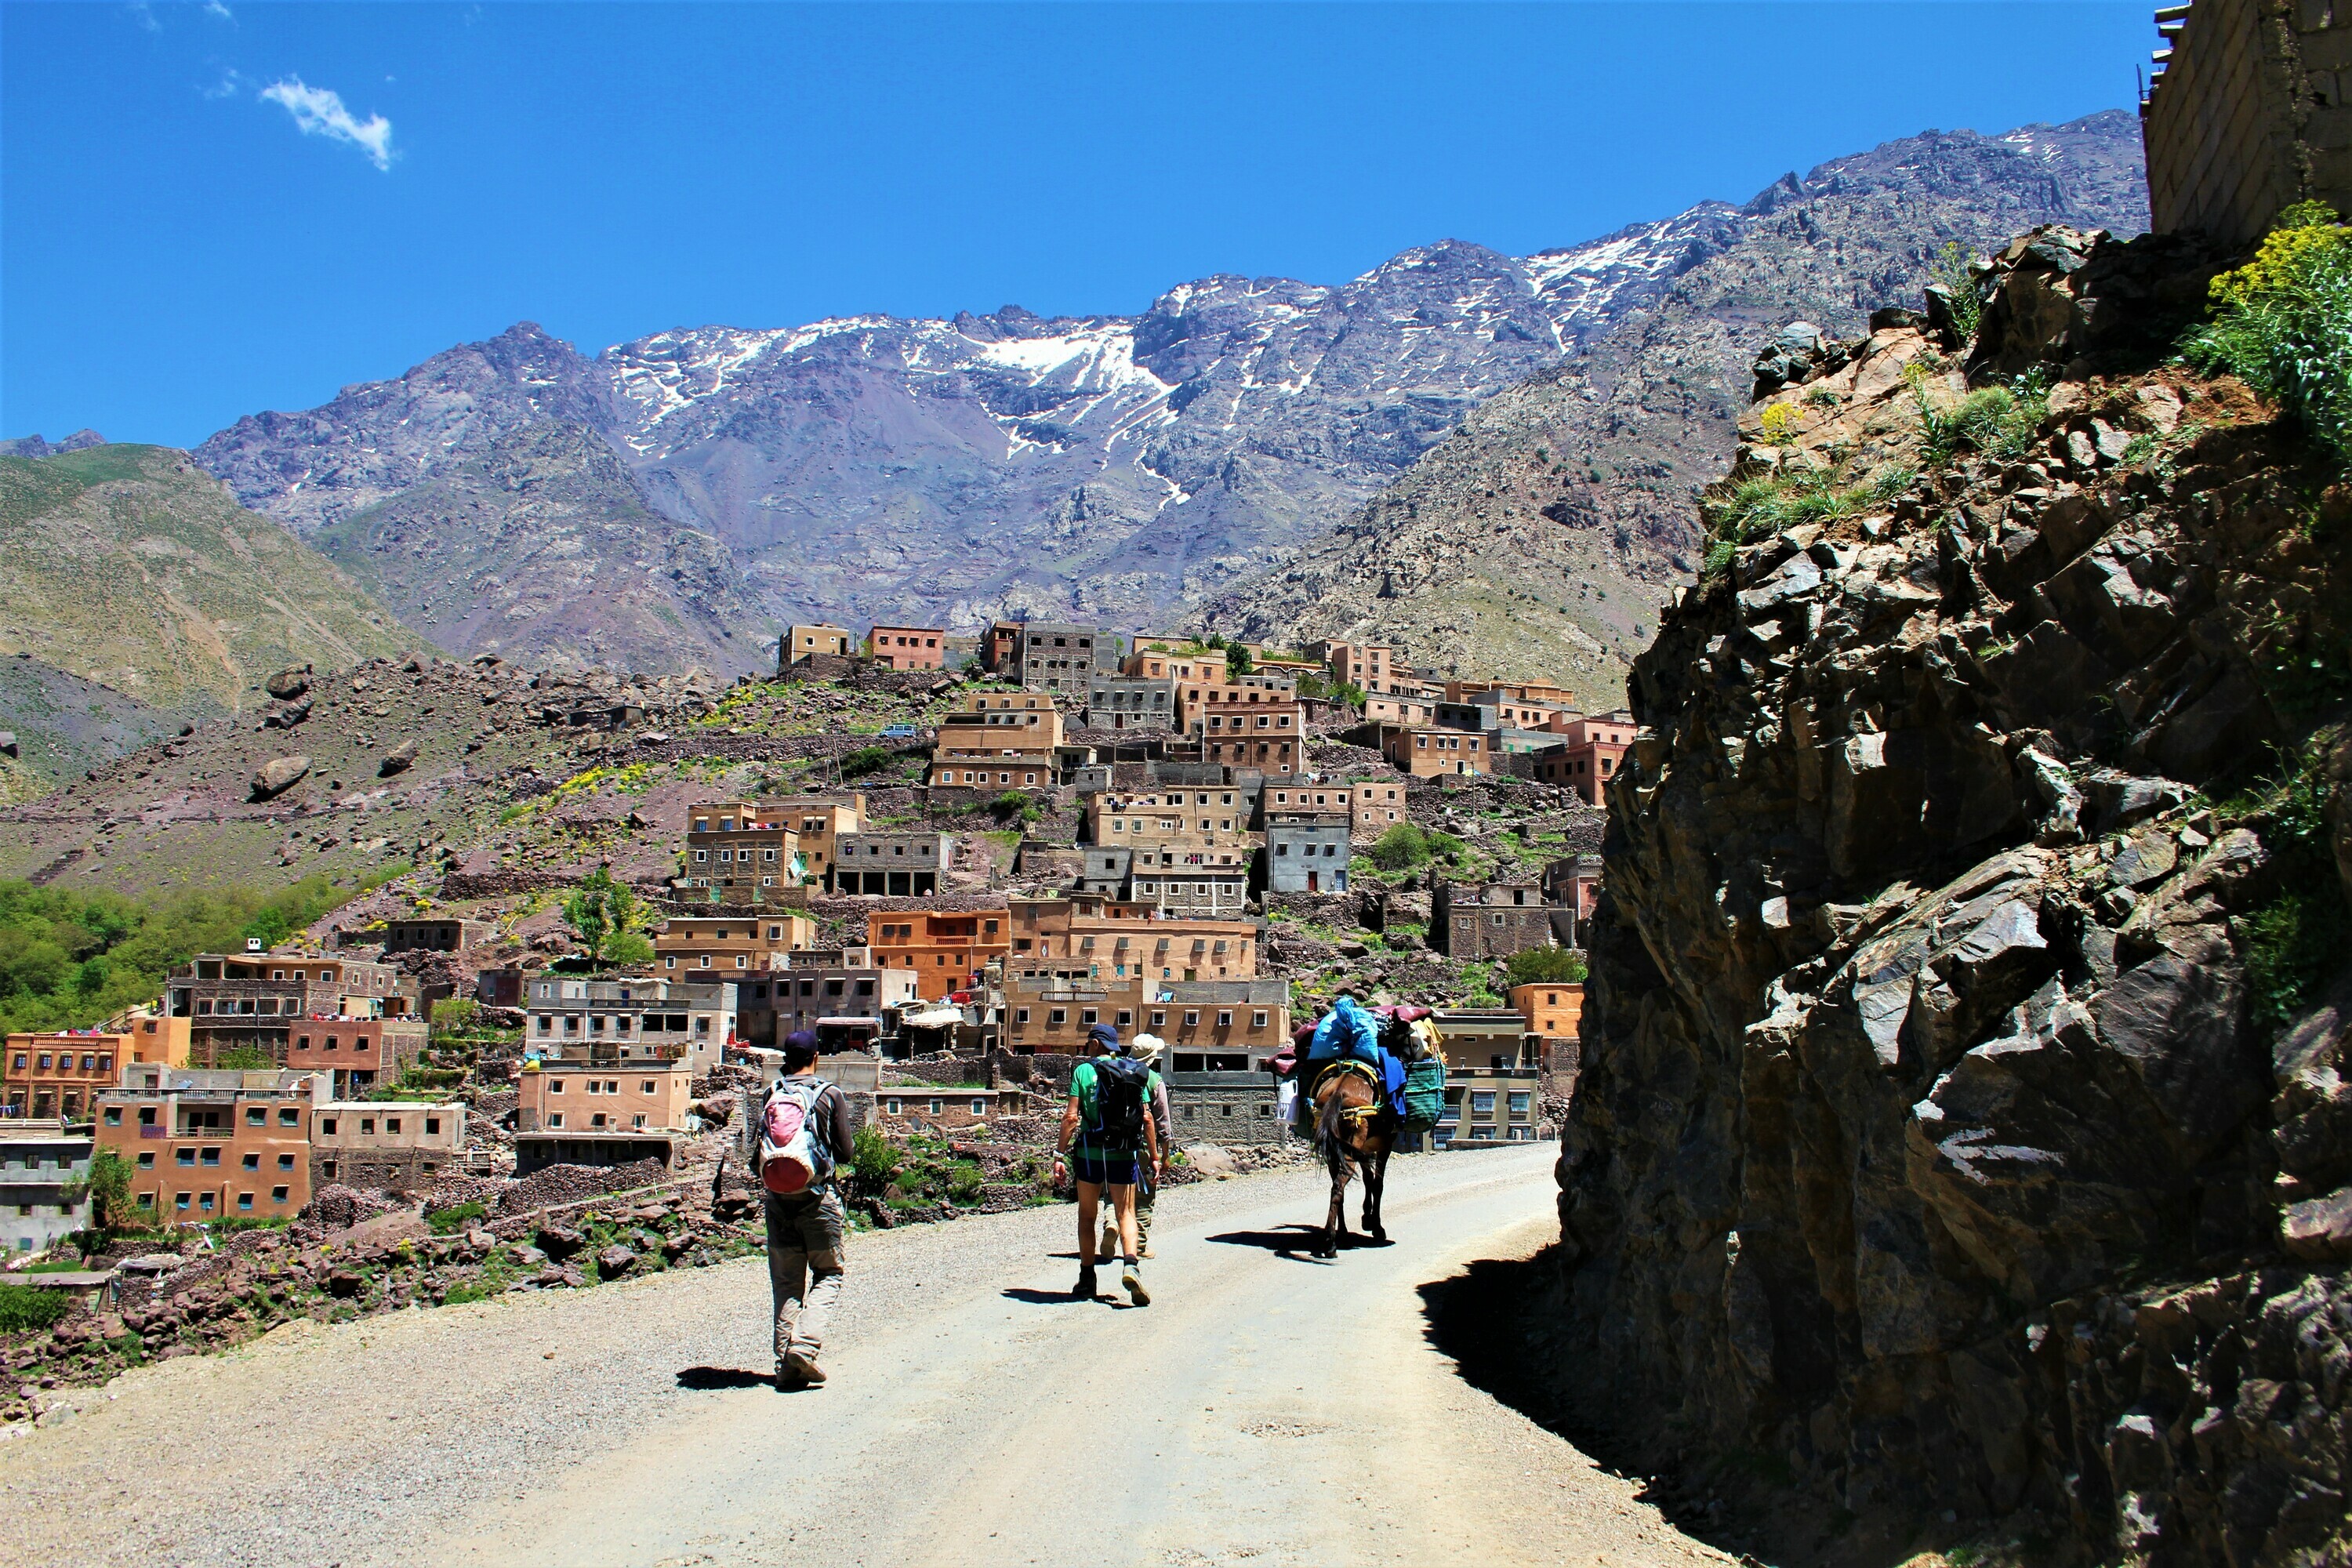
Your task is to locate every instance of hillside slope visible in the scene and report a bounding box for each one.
[0,445,426,727]
[192,115,2143,675]
[0,655,180,800]
[1201,113,2150,696]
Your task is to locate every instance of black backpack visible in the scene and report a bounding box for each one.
[1088,1056,1150,1148]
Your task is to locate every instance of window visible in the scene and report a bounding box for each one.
[176,1148,195,1167]
[104,1106,122,1126]
[886,1098,904,1116]
[1049,1008,1066,1026]
[971,1098,987,1116]
[278,1106,300,1127]
[1014,1008,1030,1025]
[1253,1011,1269,1029]
[641,1081,656,1094]
[198,1193,215,1212]
[548,1112,564,1129]
[242,1152,260,1171]
[425,1117,440,1135]
[1508,1091,1532,1117]
[278,1153,295,1171]
[1471,1091,1496,1116]
[549,1079,565,1094]
[271,1186,289,1203]
[201,1147,221,1167]
[360,1117,376,1133]
[238,1192,255,1211]
[136,1151,154,1169]
[175,1192,191,1210]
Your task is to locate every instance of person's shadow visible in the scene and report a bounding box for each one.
[676,1366,771,1391]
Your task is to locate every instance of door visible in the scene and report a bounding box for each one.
[1307,870,1319,892]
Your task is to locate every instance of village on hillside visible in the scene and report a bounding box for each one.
[0,619,1620,1415]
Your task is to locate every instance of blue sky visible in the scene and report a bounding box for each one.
[4,2,2154,448]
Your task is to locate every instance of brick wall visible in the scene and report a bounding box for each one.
[2145,0,2352,247]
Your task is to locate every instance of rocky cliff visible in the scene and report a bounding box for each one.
[1557,227,2352,1563]
[1203,114,2151,700]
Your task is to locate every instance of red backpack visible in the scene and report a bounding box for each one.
[758,1078,836,1195]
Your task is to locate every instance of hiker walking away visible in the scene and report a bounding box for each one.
[1099,1034,1171,1261]
[1054,1022,1160,1305]
[757,1029,854,1388]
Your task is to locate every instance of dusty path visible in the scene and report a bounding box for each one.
[0,1146,1722,1568]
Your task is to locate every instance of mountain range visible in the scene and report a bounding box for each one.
[165,111,2143,690]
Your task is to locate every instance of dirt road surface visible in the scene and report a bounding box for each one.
[0,1145,1723,1568]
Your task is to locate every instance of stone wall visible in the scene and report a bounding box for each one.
[2145,0,2352,246]
[1168,1073,1284,1145]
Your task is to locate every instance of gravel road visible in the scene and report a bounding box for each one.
[0,1146,1722,1568]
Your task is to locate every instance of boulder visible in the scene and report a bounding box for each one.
[265,665,312,701]
[595,1245,637,1276]
[379,739,419,777]
[249,756,310,800]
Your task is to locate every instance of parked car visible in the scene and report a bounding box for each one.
[879,724,921,740]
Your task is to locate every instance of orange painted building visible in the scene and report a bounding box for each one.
[4,1031,128,1122]
[1510,982,1585,1044]
[96,1065,318,1226]
[1194,701,1305,777]
[1533,740,1628,804]
[866,625,946,670]
[866,909,1010,1000]
[1007,896,1260,982]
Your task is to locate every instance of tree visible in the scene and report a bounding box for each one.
[1225,644,1255,680]
[1504,946,1588,986]
[563,866,644,968]
[84,1148,132,1235]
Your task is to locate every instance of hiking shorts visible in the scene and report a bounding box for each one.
[1072,1148,1141,1187]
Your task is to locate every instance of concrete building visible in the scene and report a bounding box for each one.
[783,624,854,664]
[1310,640,1399,695]
[5,1031,127,1122]
[866,910,1009,1000]
[875,1085,1035,1133]
[1007,895,1261,982]
[684,800,805,902]
[866,625,946,670]
[0,1122,92,1254]
[1194,701,1305,778]
[1432,881,1569,960]
[767,964,922,1038]
[1166,1072,1283,1142]
[1083,676,1175,731]
[1532,739,1628,804]
[514,1059,693,1174]
[655,914,816,981]
[283,1017,427,1099]
[1262,814,1351,895]
[310,1101,466,1194]
[379,918,493,953]
[930,691,1064,789]
[96,1066,317,1226]
[1363,694,1437,727]
[1129,864,1250,918]
[1174,674,1298,731]
[832,832,954,895]
[1078,845,1133,897]
[1012,623,1110,694]
[1381,726,1488,777]
[1542,855,1606,932]
[1149,978,1290,1072]
[982,619,1023,673]
[1000,975,1146,1054]
[164,951,418,1062]
[2143,0,2352,248]
[524,976,736,1073]
[1429,1008,1546,1145]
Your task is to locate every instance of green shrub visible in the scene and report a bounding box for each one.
[424,1200,487,1236]
[0,1284,71,1334]
[947,1160,985,1203]
[1911,367,2050,468]
[1930,239,1984,345]
[850,1124,900,1195]
[1504,947,1589,986]
[2183,204,2352,463]
[2243,888,2350,1030]
[838,746,895,779]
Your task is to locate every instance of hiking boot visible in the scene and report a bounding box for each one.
[1098,1225,1119,1260]
[1074,1265,1098,1299]
[774,1359,799,1390]
[782,1350,826,1386]
[1123,1261,1151,1307]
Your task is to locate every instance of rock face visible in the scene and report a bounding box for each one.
[191,116,2143,681]
[1200,114,2150,699]
[1557,228,2352,1562]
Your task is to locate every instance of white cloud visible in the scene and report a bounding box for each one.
[202,0,234,20]
[260,77,394,172]
[129,3,161,33]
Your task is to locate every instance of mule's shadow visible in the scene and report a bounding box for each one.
[1203,1225,1350,1263]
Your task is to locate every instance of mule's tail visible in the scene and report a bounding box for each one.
[1313,1078,1356,1174]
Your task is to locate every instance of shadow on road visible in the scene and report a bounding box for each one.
[1203,1225,1343,1263]
[1001,1287,1087,1305]
[675,1366,771,1392]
